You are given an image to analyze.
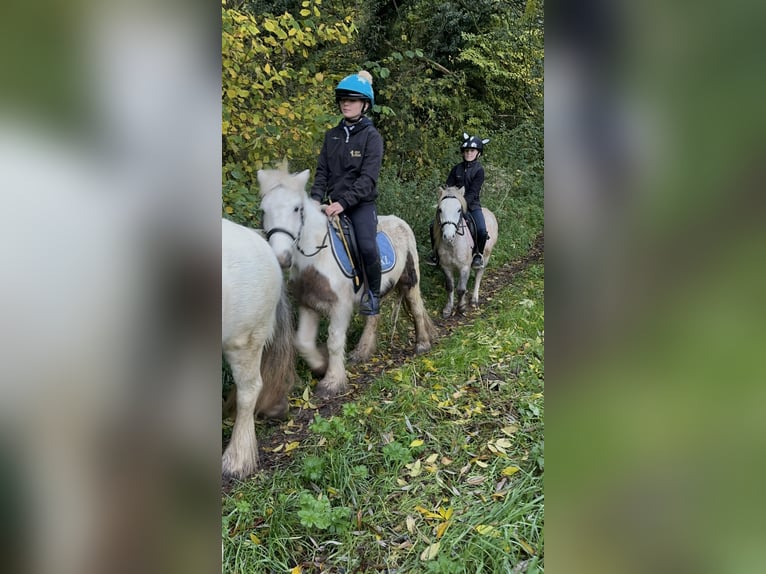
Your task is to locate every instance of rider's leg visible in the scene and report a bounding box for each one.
[348,202,381,315]
[470,207,487,268]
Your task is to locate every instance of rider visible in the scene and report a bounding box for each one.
[309,70,384,315]
[427,132,491,269]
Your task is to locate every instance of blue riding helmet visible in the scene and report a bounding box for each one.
[335,72,375,108]
[460,132,491,153]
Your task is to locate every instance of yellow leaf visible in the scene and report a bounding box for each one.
[407,459,422,477]
[475,524,496,536]
[225,206,234,214]
[285,441,300,453]
[299,9,310,16]
[425,453,438,464]
[501,466,521,477]
[249,533,261,545]
[414,505,442,520]
[435,520,451,539]
[271,443,284,453]
[518,538,536,555]
[420,541,440,561]
[410,439,424,448]
[439,507,453,520]
[264,63,272,74]
[290,566,302,574]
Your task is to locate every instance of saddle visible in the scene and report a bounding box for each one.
[328,214,396,292]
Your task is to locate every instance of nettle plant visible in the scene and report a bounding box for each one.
[296,491,351,533]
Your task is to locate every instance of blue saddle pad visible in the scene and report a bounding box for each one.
[329,224,396,279]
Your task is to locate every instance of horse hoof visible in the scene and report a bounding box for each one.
[314,381,347,400]
[442,308,452,318]
[415,342,431,355]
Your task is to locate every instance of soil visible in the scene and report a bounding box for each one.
[223,233,543,490]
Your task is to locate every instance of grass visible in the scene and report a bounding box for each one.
[222,261,544,573]
[223,125,544,572]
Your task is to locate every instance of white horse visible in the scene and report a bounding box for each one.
[257,168,436,398]
[222,218,296,479]
[434,186,499,317]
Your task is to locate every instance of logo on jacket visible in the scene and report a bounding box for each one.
[350,150,362,158]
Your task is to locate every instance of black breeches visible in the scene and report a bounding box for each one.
[347,202,381,293]
[469,208,488,254]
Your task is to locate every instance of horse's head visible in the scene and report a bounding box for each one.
[258,168,311,268]
[437,186,466,242]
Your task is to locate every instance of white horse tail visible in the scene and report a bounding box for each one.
[255,284,296,419]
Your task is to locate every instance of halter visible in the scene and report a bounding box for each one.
[438,195,467,236]
[263,202,329,258]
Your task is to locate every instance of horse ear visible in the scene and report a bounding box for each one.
[295,169,311,188]
[457,186,466,196]
[256,169,271,195]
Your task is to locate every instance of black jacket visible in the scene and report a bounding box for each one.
[446,160,485,211]
[310,117,383,210]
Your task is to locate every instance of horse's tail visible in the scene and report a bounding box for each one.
[256,285,296,419]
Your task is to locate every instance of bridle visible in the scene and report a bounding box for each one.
[263,201,329,258]
[438,195,467,236]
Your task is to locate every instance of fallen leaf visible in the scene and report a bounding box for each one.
[284,441,300,453]
[249,533,261,545]
[406,515,416,533]
[420,541,441,561]
[436,520,451,539]
[501,466,521,477]
[517,537,536,555]
[407,459,422,477]
[410,439,424,448]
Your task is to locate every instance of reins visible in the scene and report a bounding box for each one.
[263,202,329,258]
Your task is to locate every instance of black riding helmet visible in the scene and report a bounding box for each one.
[460,132,491,155]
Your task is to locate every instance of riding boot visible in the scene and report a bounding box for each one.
[359,260,382,316]
[472,232,488,269]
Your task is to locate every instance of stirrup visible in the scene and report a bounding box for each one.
[471,254,484,269]
[359,290,380,316]
[425,253,439,266]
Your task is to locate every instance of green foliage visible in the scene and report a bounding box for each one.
[296,491,351,532]
[382,440,414,465]
[222,0,357,222]
[308,413,352,443]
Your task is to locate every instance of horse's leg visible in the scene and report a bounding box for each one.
[471,266,486,306]
[350,314,380,363]
[456,266,471,314]
[442,266,455,318]
[315,305,352,398]
[222,344,264,479]
[403,283,435,354]
[295,307,327,376]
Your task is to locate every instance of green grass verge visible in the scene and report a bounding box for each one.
[222,262,544,573]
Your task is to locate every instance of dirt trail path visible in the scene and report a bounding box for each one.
[224,233,543,488]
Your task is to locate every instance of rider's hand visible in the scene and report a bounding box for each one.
[325,201,344,217]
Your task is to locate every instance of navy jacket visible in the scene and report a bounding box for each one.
[310,117,383,210]
[446,160,485,211]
